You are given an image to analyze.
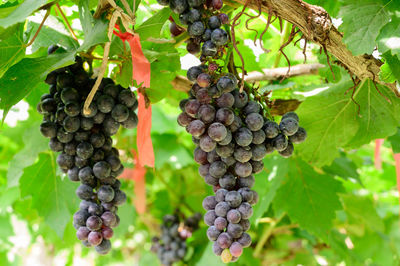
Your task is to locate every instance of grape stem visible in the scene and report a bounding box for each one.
[55,3,78,41]
[25,8,51,47]
[254,212,286,257]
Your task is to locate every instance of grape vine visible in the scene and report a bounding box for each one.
[38,51,138,254]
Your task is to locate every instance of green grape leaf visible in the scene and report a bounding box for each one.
[78,19,108,52]
[377,17,400,57]
[142,43,181,102]
[0,51,75,114]
[19,152,79,237]
[381,52,400,82]
[114,60,132,88]
[340,194,384,232]
[0,0,48,29]
[274,158,343,237]
[297,80,400,166]
[28,21,79,52]
[323,156,362,185]
[7,122,48,188]
[346,80,400,148]
[339,2,390,55]
[0,23,25,78]
[388,128,400,153]
[152,134,193,169]
[296,81,359,166]
[135,7,171,42]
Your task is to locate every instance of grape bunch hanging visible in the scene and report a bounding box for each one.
[161,0,307,262]
[37,56,138,254]
[151,213,202,265]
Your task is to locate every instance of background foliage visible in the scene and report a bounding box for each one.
[0,0,400,265]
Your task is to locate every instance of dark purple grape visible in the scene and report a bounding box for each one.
[202,196,217,210]
[98,185,115,203]
[185,99,201,117]
[227,223,243,238]
[207,150,220,163]
[40,121,57,138]
[95,239,112,254]
[101,211,117,227]
[230,242,243,257]
[197,104,215,124]
[211,28,228,46]
[272,134,288,151]
[264,121,279,138]
[245,113,264,131]
[225,191,243,208]
[232,89,248,108]
[209,161,227,178]
[170,21,184,36]
[93,161,111,179]
[213,241,223,256]
[208,122,227,141]
[170,0,188,14]
[238,202,253,219]
[282,111,299,122]
[238,232,251,247]
[204,210,217,226]
[235,162,252,178]
[188,21,205,37]
[234,127,253,147]
[234,146,252,163]
[217,93,234,108]
[102,227,114,239]
[251,144,267,161]
[196,88,212,103]
[215,201,230,217]
[57,153,74,169]
[76,142,94,159]
[237,175,255,188]
[187,120,205,137]
[68,167,80,182]
[219,173,236,190]
[187,66,203,81]
[214,217,228,230]
[252,130,266,144]
[76,227,90,240]
[279,117,299,136]
[197,73,212,88]
[217,76,236,93]
[240,219,250,231]
[204,174,219,186]
[251,160,264,174]
[217,232,232,249]
[207,226,221,241]
[215,188,228,202]
[279,141,294,157]
[216,108,234,126]
[194,147,208,164]
[187,40,200,54]
[208,16,221,29]
[227,209,241,224]
[200,135,216,152]
[216,143,234,158]
[218,13,229,24]
[202,41,218,57]
[177,112,193,127]
[289,127,307,144]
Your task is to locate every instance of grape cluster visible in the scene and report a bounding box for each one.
[157,0,229,58]
[177,65,306,262]
[37,58,138,254]
[151,213,202,265]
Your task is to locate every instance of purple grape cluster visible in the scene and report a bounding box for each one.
[177,65,306,262]
[151,213,202,265]
[38,58,138,254]
[157,0,229,58]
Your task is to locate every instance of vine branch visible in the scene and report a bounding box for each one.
[227,0,400,96]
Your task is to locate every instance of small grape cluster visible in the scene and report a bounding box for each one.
[151,213,202,265]
[177,65,306,262]
[157,0,229,58]
[37,58,138,254]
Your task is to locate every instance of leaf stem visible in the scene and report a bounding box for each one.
[56,3,78,41]
[25,8,52,47]
[254,212,286,257]
[273,21,290,68]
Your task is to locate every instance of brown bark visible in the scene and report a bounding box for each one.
[227,0,399,96]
